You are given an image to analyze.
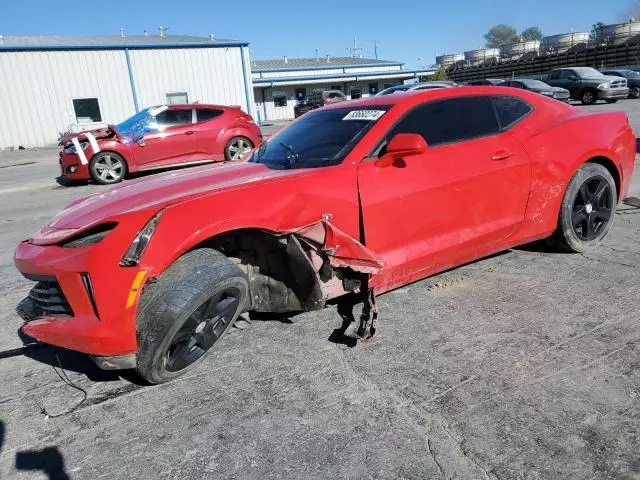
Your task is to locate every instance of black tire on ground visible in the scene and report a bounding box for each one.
[89,151,128,185]
[224,136,254,162]
[580,89,598,105]
[605,99,619,104]
[549,163,617,253]
[630,86,640,99]
[136,249,249,384]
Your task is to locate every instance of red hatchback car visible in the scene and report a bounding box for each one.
[58,104,261,184]
[16,87,635,384]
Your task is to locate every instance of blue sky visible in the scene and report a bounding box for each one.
[1,0,637,66]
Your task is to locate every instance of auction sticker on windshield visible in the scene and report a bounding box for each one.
[343,110,386,121]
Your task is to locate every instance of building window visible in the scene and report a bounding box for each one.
[73,98,102,124]
[273,91,287,108]
[166,92,189,104]
[350,88,362,99]
[369,83,379,95]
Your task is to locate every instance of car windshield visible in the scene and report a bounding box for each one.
[250,107,389,169]
[520,79,551,88]
[573,67,602,77]
[619,70,640,78]
[115,108,153,134]
[378,85,411,95]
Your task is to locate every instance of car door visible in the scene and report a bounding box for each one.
[193,107,225,160]
[357,95,532,291]
[131,108,197,167]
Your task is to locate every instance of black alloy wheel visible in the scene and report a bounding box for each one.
[164,288,241,372]
[570,176,614,242]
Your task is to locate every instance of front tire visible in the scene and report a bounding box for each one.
[224,136,254,161]
[630,86,640,99]
[136,249,249,384]
[550,163,617,253]
[580,89,597,105]
[89,152,127,184]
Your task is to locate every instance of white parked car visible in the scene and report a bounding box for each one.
[376,81,458,96]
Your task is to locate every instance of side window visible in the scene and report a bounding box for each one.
[196,109,223,123]
[390,96,499,147]
[548,70,559,80]
[559,70,575,80]
[155,109,193,127]
[327,92,345,99]
[491,96,533,130]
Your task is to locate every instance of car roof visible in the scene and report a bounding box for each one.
[164,104,239,109]
[323,85,544,110]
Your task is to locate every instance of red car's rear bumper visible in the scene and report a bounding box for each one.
[59,151,91,180]
[14,240,141,356]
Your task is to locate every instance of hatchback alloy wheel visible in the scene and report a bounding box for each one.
[94,155,124,182]
[226,137,253,161]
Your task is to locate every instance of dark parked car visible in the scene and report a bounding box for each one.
[602,69,640,98]
[464,79,505,86]
[294,90,347,117]
[500,79,570,102]
[546,67,628,105]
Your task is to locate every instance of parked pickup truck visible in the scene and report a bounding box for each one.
[546,67,629,105]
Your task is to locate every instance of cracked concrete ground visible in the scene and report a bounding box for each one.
[0,108,639,479]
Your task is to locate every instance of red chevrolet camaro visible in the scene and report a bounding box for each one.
[16,87,635,383]
[58,104,261,184]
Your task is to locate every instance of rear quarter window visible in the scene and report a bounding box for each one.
[196,109,224,123]
[491,96,533,130]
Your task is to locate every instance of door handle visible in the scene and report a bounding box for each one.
[185,131,195,135]
[491,149,514,161]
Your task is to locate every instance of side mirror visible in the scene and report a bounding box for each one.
[375,133,428,168]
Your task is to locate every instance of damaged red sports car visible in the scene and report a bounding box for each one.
[58,104,261,184]
[15,87,635,383]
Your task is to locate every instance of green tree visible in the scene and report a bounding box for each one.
[521,26,543,41]
[590,22,606,41]
[432,67,449,81]
[484,24,520,48]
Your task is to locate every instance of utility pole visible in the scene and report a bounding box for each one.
[348,37,363,58]
[374,40,378,60]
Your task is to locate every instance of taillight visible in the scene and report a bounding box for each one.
[237,114,254,123]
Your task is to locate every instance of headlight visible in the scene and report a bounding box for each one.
[597,82,611,89]
[120,210,164,266]
[62,223,117,248]
[63,141,90,154]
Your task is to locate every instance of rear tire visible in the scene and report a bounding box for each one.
[136,249,249,384]
[580,89,597,105]
[224,136,254,161]
[549,163,617,253]
[630,86,640,99]
[89,152,127,185]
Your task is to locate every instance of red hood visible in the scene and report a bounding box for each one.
[58,126,115,145]
[31,162,292,244]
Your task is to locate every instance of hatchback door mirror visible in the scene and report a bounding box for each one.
[375,133,428,168]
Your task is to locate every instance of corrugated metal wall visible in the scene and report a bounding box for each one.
[129,46,254,115]
[0,50,134,149]
[0,46,255,149]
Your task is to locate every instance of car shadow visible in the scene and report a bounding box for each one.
[636,138,640,153]
[17,329,144,385]
[54,176,87,188]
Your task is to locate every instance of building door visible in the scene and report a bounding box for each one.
[350,87,362,99]
[295,88,306,104]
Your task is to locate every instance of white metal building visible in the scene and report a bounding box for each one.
[0,35,255,149]
[252,57,434,121]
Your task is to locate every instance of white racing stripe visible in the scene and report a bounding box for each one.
[85,132,101,155]
[71,137,89,165]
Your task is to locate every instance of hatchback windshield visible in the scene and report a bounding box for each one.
[250,107,389,169]
[378,85,411,95]
[520,79,552,89]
